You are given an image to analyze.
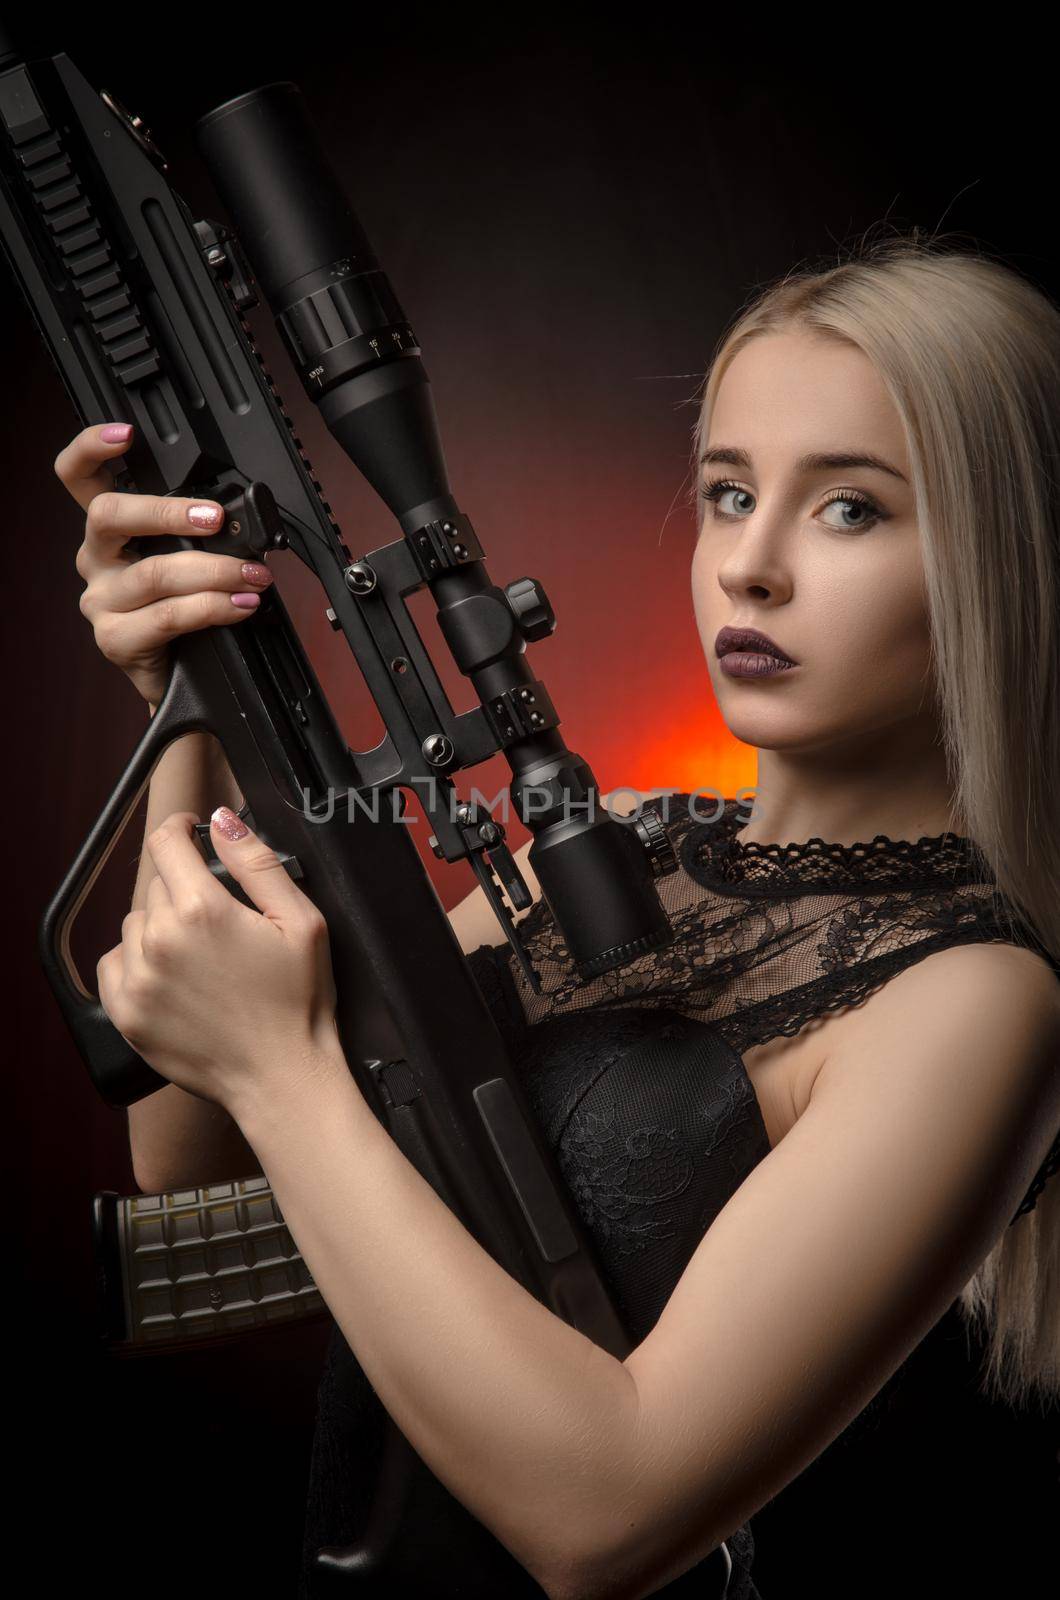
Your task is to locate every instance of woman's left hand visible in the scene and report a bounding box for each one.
[97,806,344,1122]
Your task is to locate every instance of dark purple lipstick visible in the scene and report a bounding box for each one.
[715,625,798,679]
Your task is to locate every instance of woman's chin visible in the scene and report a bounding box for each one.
[718,707,825,752]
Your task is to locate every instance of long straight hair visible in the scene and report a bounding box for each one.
[690,230,1060,1407]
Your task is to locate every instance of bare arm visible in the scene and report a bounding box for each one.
[231,935,1060,1600]
[587,944,1060,1597]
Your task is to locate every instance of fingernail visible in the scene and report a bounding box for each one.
[100,423,133,444]
[188,503,224,529]
[240,562,273,586]
[212,805,249,841]
[231,592,261,609]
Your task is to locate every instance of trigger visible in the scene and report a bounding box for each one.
[482,838,533,913]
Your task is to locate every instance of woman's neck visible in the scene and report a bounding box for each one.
[738,723,965,847]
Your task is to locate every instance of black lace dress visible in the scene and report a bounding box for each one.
[299,795,1060,1599]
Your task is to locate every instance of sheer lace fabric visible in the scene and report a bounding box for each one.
[299,793,1058,1600]
[496,794,1060,1224]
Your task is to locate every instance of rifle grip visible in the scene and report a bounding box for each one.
[38,663,208,1107]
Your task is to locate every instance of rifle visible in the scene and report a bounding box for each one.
[0,32,733,1597]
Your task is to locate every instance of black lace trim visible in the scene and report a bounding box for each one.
[678,796,994,897]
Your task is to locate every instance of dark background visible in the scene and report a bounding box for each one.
[6,15,1058,1598]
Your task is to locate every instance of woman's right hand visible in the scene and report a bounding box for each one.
[55,422,275,708]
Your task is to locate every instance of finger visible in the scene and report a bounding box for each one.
[120,906,148,972]
[209,806,314,925]
[54,423,137,514]
[96,939,126,1018]
[98,929,146,1049]
[80,488,228,578]
[144,812,221,918]
[90,588,265,657]
[107,550,273,613]
[145,870,171,916]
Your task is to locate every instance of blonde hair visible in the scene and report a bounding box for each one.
[689,228,1060,1409]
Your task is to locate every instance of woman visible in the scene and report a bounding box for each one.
[57,231,1060,1599]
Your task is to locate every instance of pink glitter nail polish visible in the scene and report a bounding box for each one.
[187,504,224,529]
[212,806,249,841]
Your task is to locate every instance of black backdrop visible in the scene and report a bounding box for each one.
[5,15,1058,1598]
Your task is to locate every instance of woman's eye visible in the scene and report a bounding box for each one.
[699,478,884,535]
[818,491,883,533]
[699,479,755,516]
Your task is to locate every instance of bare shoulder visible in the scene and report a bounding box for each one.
[818,938,1060,1071]
[810,937,1060,1189]
[912,936,1060,996]
[834,938,1059,1042]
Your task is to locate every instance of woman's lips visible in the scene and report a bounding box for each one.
[718,652,799,679]
[714,624,797,665]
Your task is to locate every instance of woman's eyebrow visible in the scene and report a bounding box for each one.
[700,445,908,483]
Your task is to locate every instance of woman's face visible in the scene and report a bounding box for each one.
[692,329,932,756]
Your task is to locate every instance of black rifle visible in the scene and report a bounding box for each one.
[0,32,732,1598]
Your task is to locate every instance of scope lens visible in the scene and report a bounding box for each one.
[196,83,375,305]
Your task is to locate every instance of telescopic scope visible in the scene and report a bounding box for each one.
[196,83,677,978]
